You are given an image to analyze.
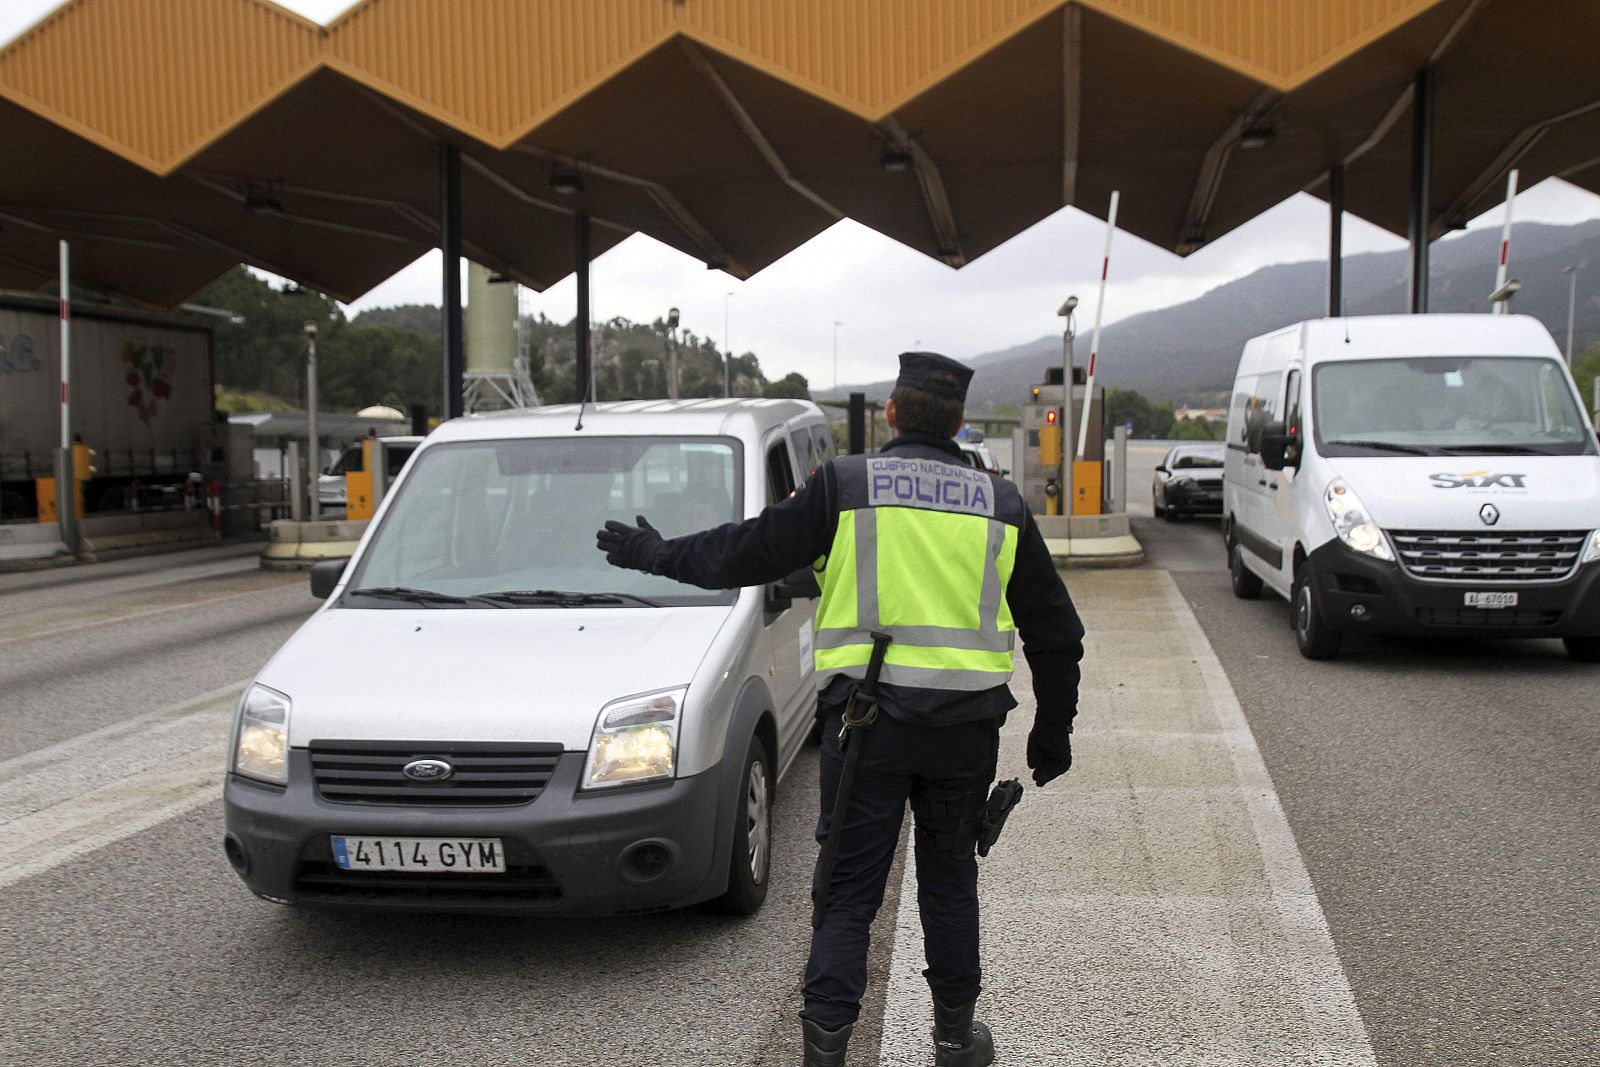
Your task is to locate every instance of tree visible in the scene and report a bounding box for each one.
[1169,416,1225,441]
[1103,387,1174,438]
[763,372,811,400]
[1573,345,1600,419]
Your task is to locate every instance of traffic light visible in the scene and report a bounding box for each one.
[1039,409,1061,466]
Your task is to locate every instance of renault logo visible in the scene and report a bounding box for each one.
[402,758,453,782]
[1480,503,1501,526]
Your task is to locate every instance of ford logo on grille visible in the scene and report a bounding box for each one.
[402,758,453,782]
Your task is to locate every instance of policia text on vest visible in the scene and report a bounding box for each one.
[595,350,1085,1067]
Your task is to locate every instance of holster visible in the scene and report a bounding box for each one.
[975,778,1025,858]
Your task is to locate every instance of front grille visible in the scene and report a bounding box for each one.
[1390,530,1588,582]
[309,741,563,806]
[1416,608,1562,628]
[294,858,562,905]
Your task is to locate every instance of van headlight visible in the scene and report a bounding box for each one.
[583,687,685,790]
[1324,479,1393,561]
[1582,531,1600,565]
[233,684,290,785]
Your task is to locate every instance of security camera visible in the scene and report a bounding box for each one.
[666,307,681,329]
[1057,296,1079,317]
[302,320,318,337]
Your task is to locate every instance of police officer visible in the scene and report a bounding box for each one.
[596,352,1084,1066]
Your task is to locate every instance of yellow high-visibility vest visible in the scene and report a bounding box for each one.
[814,452,1023,692]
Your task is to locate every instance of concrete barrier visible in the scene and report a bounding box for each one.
[1038,512,1145,568]
[0,523,69,567]
[260,518,367,570]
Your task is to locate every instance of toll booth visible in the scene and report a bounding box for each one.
[1018,368,1104,517]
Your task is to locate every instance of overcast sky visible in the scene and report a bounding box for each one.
[7,0,1600,388]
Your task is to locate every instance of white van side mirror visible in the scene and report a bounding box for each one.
[1259,421,1294,471]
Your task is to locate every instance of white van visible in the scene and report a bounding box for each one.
[1223,314,1600,661]
[224,399,835,914]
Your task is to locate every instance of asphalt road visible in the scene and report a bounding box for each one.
[1124,451,1599,1066]
[4,466,1597,1065]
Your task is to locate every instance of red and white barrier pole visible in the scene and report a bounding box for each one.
[1076,191,1119,461]
[1493,169,1518,314]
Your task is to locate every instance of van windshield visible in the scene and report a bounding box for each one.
[346,436,741,607]
[1313,357,1595,457]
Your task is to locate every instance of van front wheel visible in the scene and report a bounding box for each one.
[1293,569,1342,659]
[712,731,773,916]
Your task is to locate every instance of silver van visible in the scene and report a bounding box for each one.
[224,399,834,914]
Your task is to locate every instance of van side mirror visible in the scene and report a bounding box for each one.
[309,558,349,599]
[1259,421,1293,471]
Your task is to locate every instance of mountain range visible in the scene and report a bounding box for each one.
[823,220,1600,410]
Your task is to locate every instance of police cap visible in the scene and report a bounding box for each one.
[896,351,973,404]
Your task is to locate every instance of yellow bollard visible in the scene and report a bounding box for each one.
[36,478,57,523]
[345,437,376,520]
[1072,461,1102,516]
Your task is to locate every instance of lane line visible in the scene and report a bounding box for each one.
[0,744,222,891]
[0,683,244,814]
[875,570,1376,1065]
[0,577,297,647]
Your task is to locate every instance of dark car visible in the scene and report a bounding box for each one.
[1152,443,1224,521]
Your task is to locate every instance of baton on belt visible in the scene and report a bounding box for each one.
[811,631,892,931]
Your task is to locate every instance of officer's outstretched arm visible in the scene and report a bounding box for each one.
[595,464,837,590]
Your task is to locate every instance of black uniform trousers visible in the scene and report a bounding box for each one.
[802,710,1000,1031]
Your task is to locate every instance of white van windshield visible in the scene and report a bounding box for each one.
[1313,357,1595,457]
[346,436,741,607]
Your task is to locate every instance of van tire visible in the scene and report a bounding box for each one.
[712,731,773,916]
[1292,569,1342,659]
[1229,539,1263,599]
[1563,636,1600,663]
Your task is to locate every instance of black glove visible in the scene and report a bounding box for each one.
[595,515,665,573]
[1026,728,1072,787]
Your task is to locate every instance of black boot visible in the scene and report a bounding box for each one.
[801,1018,853,1066]
[932,996,994,1067]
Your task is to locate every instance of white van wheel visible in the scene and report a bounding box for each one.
[1293,570,1342,659]
[1229,539,1263,599]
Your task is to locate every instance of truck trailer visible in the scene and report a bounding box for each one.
[0,293,223,522]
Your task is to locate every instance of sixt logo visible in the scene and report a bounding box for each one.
[1429,470,1527,489]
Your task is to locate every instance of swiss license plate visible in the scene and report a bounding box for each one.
[1464,591,1518,609]
[330,836,505,874]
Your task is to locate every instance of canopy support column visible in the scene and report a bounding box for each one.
[1328,163,1344,317]
[440,143,464,419]
[1408,68,1434,314]
[575,212,592,403]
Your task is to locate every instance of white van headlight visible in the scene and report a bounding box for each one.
[583,687,685,790]
[233,684,291,785]
[1324,479,1393,561]
[1582,532,1600,565]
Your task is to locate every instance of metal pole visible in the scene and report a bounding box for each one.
[1113,423,1129,514]
[1407,68,1434,314]
[1328,164,1344,317]
[1061,310,1075,508]
[305,324,319,520]
[56,240,76,553]
[575,212,592,402]
[1564,265,1579,362]
[1076,191,1119,461]
[832,321,842,392]
[848,393,866,454]
[1493,169,1519,315]
[440,144,464,418]
[723,291,732,398]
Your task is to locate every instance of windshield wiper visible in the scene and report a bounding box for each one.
[347,586,506,608]
[1434,443,1562,455]
[1325,439,1443,456]
[475,589,663,608]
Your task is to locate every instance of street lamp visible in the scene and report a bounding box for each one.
[833,320,843,392]
[723,291,733,398]
[1564,264,1582,364]
[664,307,681,400]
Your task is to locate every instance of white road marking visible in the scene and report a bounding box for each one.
[0,684,243,890]
[876,570,1376,1066]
